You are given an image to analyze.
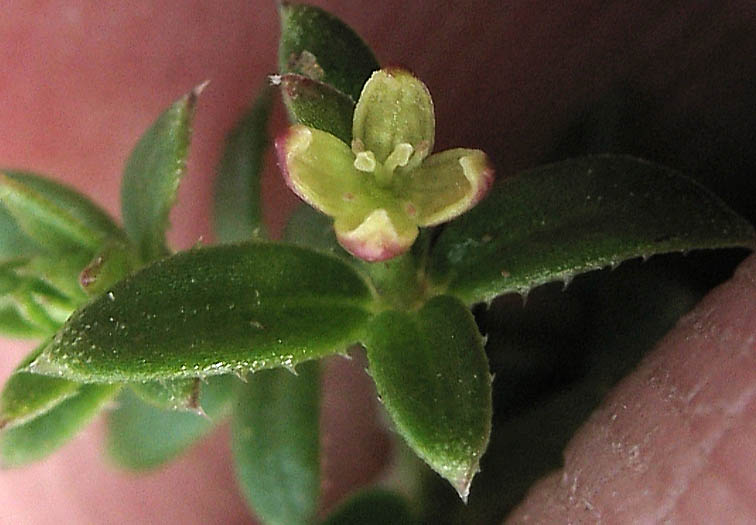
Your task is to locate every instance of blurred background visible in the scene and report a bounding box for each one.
[1,1,754,523]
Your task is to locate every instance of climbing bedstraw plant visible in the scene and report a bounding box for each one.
[1,3,754,524]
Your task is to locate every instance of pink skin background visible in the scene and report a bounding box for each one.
[1,1,754,523]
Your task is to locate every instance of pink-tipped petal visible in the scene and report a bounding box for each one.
[336,209,418,262]
[275,125,366,217]
[402,148,495,227]
[462,152,495,207]
[274,125,313,206]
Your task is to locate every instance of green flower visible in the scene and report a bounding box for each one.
[276,68,494,262]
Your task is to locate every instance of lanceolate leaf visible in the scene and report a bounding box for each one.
[278,2,379,102]
[0,203,40,260]
[130,378,202,412]
[0,302,46,338]
[429,155,756,304]
[0,344,79,430]
[365,295,492,501]
[0,260,78,336]
[1,170,124,242]
[214,86,272,244]
[107,375,235,470]
[322,489,417,525]
[29,243,375,382]
[232,362,320,525]
[0,173,108,253]
[278,74,355,143]
[121,86,200,262]
[0,383,119,467]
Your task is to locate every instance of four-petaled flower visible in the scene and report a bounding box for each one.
[276,68,494,262]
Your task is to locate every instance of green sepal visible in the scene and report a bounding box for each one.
[130,378,202,413]
[78,240,139,297]
[322,489,417,525]
[107,375,235,470]
[0,344,79,430]
[214,85,272,244]
[29,243,375,382]
[365,295,492,501]
[278,2,379,102]
[429,155,756,304]
[0,382,120,467]
[232,362,320,525]
[121,85,201,262]
[278,73,355,143]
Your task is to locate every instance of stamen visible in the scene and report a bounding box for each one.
[385,143,414,172]
[354,151,377,172]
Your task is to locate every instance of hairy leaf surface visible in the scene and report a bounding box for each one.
[365,295,492,501]
[30,244,375,382]
[429,155,756,304]
[121,87,199,261]
[232,362,320,525]
[214,86,272,243]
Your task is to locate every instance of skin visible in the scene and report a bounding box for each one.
[1,1,754,523]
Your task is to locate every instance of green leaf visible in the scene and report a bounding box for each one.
[0,302,47,338]
[0,344,79,430]
[0,262,49,337]
[322,489,417,525]
[278,2,379,102]
[0,172,110,253]
[2,170,124,242]
[0,383,119,467]
[30,243,375,382]
[232,362,320,525]
[0,260,77,335]
[365,295,492,501]
[429,155,756,304]
[107,375,234,470]
[0,201,41,260]
[121,86,200,262]
[214,86,272,244]
[278,73,355,143]
[130,378,202,412]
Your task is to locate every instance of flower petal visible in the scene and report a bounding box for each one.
[400,148,494,227]
[352,69,435,164]
[335,208,418,262]
[275,125,370,216]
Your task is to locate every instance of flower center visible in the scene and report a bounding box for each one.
[352,140,414,188]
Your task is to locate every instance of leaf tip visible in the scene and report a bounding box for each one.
[192,80,211,99]
[446,457,482,504]
[26,350,67,379]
